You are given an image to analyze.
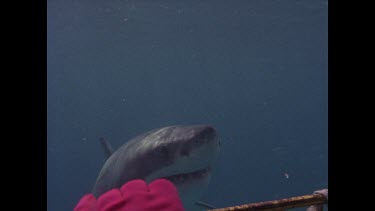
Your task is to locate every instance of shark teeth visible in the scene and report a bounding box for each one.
[162,167,211,184]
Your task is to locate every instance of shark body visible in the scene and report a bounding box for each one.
[92,125,220,210]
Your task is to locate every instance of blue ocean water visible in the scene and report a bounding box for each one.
[47,0,328,210]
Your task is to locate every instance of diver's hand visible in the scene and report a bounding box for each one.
[74,179,184,211]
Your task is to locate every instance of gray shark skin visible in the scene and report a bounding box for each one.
[92,125,220,210]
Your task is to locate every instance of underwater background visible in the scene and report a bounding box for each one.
[47,0,328,210]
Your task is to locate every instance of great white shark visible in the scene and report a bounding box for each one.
[92,125,220,210]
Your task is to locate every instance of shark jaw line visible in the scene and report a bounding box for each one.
[161,167,211,185]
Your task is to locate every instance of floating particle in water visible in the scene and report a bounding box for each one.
[284,172,289,179]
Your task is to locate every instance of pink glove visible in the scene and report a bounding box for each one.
[74,179,184,211]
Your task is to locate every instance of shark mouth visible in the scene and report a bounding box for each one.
[162,167,211,184]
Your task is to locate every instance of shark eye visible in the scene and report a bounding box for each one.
[157,145,169,159]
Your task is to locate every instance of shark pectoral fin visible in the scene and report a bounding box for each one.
[196,201,216,209]
[100,137,114,158]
